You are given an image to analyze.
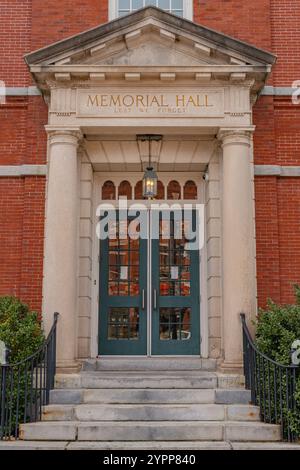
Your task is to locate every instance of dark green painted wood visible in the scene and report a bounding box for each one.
[99,212,147,355]
[151,210,200,355]
[99,209,200,356]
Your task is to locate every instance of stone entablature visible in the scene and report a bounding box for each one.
[47,83,253,128]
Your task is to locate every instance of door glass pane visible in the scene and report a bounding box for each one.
[159,215,191,296]
[159,308,191,340]
[108,308,139,340]
[108,219,140,296]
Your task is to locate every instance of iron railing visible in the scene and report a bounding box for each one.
[0,313,59,440]
[241,313,300,442]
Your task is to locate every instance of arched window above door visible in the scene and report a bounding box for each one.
[102,181,116,200]
[184,180,198,200]
[134,180,143,199]
[167,180,181,200]
[101,178,199,201]
[118,180,132,199]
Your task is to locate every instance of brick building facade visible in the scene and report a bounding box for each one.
[0,1,299,368]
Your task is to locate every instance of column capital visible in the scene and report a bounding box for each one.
[45,126,83,146]
[217,127,255,147]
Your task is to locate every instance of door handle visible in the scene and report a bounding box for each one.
[142,289,145,310]
[153,289,157,310]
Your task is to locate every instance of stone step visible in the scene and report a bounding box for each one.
[215,389,251,405]
[231,442,300,450]
[50,387,251,405]
[20,421,281,442]
[2,440,299,451]
[42,404,260,422]
[83,388,215,404]
[67,441,231,450]
[55,373,218,390]
[82,358,216,372]
[43,404,224,422]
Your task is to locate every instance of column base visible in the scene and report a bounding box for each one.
[219,360,244,374]
[56,359,81,374]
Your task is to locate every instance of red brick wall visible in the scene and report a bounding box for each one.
[277,178,300,303]
[194,0,272,51]
[1,0,300,311]
[270,0,300,87]
[19,177,46,311]
[194,1,300,306]
[0,178,24,300]
[31,0,108,51]
[0,0,109,312]
[0,0,31,87]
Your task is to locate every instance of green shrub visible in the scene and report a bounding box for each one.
[254,286,300,439]
[0,297,45,438]
[0,296,44,363]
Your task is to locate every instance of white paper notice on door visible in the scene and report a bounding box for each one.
[171,266,179,280]
[120,266,128,280]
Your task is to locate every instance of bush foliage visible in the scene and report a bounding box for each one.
[0,296,44,363]
[0,297,45,438]
[255,286,300,439]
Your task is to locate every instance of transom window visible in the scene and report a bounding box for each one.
[109,0,193,20]
[119,0,183,17]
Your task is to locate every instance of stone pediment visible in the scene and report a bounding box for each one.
[25,7,275,79]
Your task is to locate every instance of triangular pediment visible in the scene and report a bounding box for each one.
[25,7,276,69]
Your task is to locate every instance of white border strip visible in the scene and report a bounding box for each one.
[255,165,300,177]
[0,165,47,176]
[261,86,298,96]
[5,86,41,96]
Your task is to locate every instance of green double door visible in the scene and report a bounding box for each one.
[99,209,200,356]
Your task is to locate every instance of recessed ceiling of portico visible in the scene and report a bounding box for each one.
[84,135,215,172]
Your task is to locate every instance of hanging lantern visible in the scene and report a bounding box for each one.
[142,166,158,199]
[137,134,162,199]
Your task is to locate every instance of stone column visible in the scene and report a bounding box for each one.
[218,128,257,372]
[43,128,82,372]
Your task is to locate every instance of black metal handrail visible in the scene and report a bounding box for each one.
[241,313,299,442]
[0,312,59,440]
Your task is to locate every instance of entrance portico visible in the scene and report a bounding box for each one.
[25,7,275,372]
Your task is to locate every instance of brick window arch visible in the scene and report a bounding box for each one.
[102,181,116,200]
[134,180,143,199]
[183,180,198,200]
[118,180,132,199]
[167,180,181,200]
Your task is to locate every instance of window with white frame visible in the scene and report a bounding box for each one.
[109,0,193,21]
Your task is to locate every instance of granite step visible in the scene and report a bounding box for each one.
[42,403,260,422]
[20,420,281,442]
[1,440,299,451]
[55,372,218,390]
[50,387,251,405]
[82,358,216,372]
